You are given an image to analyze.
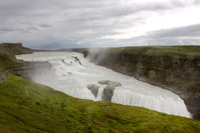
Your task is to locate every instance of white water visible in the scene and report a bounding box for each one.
[16,52,192,118]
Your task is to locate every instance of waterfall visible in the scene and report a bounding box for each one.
[16,52,192,118]
[112,87,191,117]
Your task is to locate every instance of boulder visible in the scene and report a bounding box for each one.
[87,84,99,97]
[99,80,121,101]
[98,80,110,85]
[72,56,82,65]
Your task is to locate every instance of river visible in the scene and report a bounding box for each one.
[16,52,192,118]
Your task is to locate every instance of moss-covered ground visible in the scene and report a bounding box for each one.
[0,43,32,72]
[0,73,200,133]
[103,46,200,57]
[0,52,23,72]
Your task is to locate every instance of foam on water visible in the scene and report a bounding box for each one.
[16,52,192,118]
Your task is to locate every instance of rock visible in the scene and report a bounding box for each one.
[107,81,121,87]
[87,84,99,97]
[83,50,89,58]
[99,80,121,101]
[98,80,110,85]
[72,56,82,65]
[68,72,72,74]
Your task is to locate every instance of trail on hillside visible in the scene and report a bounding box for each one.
[0,69,12,83]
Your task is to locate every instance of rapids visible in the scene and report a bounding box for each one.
[16,52,192,118]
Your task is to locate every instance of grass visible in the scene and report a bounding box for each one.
[0,72,200,132]
[105,46,200,58]
[0,53,23,72]
[0,43,31,72]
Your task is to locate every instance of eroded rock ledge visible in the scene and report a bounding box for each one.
[99,80,121,101]
[87,84,99,97]
[87,80,121,101]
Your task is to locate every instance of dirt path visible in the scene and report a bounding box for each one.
[0,69,11,83]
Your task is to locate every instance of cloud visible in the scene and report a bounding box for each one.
[149,24,200,38]
[27,27,40,31]
[0,27,14,32]
[194,0,200,4]
[0,0,200,49]
[39,24,52,28]
[122,24,200,46]
[0,26,40,33]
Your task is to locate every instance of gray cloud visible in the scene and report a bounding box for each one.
[39,24,52,28]
[0,27,14,32]
[123,24,200,46]
[194,0,200,4]
[149,24,200,38]
[0,0,200,49]
[27,27,40,31]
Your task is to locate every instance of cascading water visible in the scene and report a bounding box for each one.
[16,52,192,118]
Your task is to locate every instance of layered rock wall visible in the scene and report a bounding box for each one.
[84,47,200,120]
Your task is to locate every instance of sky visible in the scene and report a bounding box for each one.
[0,0,200,49]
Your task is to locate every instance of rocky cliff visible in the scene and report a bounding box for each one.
[0,43,33,72]
[84,46,200,120]
[0,43,32,56]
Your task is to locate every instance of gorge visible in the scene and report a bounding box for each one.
[16,52,192,118]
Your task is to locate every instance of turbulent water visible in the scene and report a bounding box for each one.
[16,52,192,118]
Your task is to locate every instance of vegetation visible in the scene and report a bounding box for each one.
[0,74,200,133]
[0,52,22,72]
[105,46,200,57]
[0,44,200,132]
[0,43,32,72]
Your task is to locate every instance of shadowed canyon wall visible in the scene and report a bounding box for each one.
[84,46,200,120]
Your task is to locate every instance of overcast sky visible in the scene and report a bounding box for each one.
[0,0,200,49]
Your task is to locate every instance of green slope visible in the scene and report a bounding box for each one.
[0,74,200,133]
[0,52,23,72]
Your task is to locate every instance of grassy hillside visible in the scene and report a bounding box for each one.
[1,74,200,133]
[0,44,200,132]
[87,46,200,58]
[0,52,22,72]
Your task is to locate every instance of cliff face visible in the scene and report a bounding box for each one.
[84,46,200,120]
[0,43,33,72]
[0,43,32,56]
